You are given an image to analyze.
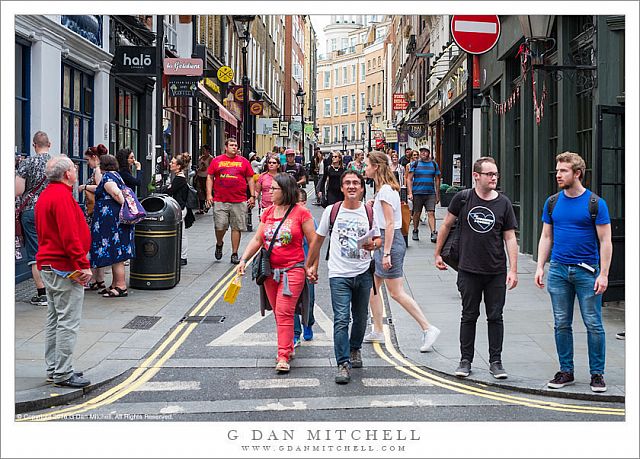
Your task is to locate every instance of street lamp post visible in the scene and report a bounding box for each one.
[365,104,373,152]
[360,131,365,151]
[342,132,347,155]
[296,87,306,162]
[233,15,255,159]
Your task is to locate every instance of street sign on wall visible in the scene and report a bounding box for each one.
[451,15,501,55]
[279,121,290,137]
[392,93,410,110]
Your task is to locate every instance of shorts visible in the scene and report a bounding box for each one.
[373,228,406,279]
[21,209,39,265]
[413,194,436,213]
[213,201,247,231]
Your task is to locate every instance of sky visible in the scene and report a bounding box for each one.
[309,15,331,55]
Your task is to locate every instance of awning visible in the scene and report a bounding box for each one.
[197,82,238,128]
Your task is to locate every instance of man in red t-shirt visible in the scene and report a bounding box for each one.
[205,138,256,264]
[35,155,92,388]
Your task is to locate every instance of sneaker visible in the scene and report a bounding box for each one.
[47,371,83,383]
[54,374,91,388]
[616,331,625,340]
[180,258,188,266]
[430,231,438,243]
[363,331,385,343]
[230,253,240,264]
[275,360,290,373]
[350,349,363,368]
[412,229,419,241]
[489,361,508,379]
[455,359,471,378]
[420,325,441,352]
[590,374,607,393]
[30,295,47,306]
[547,371,575,389]
[335,362,351,384]
[293,336,301,348]
[214,243,223,260]
[303,325,314,341]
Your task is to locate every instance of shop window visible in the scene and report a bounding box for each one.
[61,62,93,188]
[546,75,559,193]
[114,86,140,155]
[15,42,30,158]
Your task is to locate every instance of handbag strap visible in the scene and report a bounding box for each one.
[17,175,47,214]
[265,204,295,256]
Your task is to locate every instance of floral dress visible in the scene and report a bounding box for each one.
[90,172,135,268]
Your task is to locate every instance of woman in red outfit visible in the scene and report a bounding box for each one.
[237,173,316,373]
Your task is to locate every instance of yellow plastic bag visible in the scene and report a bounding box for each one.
[223,276,242,304]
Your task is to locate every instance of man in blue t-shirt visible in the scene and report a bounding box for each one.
[407,147,441,242]
[535,152,612,393]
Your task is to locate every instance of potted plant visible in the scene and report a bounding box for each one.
[440,184,463,207]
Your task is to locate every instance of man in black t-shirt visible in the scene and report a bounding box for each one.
[433,157,519,380]
[399,147,413,168]
[283,148,306,187]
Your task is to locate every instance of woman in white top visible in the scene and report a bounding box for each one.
[363,150,440,352]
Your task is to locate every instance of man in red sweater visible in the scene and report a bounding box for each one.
[35,155,92,388]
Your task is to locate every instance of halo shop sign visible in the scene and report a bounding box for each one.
[112,46,156,76]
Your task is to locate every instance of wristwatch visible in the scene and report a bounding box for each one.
[383,253,391,257]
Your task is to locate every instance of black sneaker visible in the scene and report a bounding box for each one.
[54,374,91,388]
[412,229,419,241]
[547,371,575,389]
[455,359,471,378]
[230,253,240,264]
[47,371,83,383]
[616,331,625,340]
[335,362,351,384]
[350,349,363,368]
[489,361,508,379]
[30,295,47,306]
[590,374,607,393]
[215,243,223,260]
[430,231,438,243]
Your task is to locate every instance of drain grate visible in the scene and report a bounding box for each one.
[181,315,225,323]
[123,315,161,330]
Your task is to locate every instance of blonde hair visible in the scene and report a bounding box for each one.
[368,150,400,191]
[331,151,343,161]
[556,151,586,180]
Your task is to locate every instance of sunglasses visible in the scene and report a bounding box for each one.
[267,161,278,165]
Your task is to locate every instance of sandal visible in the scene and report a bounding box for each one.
[275,360,290,373]
[103,287,128,298]
[84,281,106,291]
[98,285,113,295]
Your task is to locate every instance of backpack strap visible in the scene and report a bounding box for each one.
[546,191,599,225]
[546,192,561,224]
[325,201,343,260]
[364,203,374,229]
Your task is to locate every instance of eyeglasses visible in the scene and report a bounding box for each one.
[269,186,281,191]
[332,156,340,159]
[479,172,500,178]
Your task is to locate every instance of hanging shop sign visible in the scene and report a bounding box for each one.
[385,129,398,143]
[279,121,290,137]
[168,76,199,97]
[164,58,203,76]
[228,85,244,102]
[204,78,221,94]
[112,46,156,76]
[256,118,273,135]
[271,118,280,133]
[217,66,234,83]
[304,124,314,134]
[392,93,410,110]
[249,101,264,116]
[408,124,426,138]
[290,121,302,133]
[398,130,409,143]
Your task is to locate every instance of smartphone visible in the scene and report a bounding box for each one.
[67,270,84,281]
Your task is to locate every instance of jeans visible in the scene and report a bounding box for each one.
[41,270,84,383]
[547,261,606,375]
[456,270,507,363]
[294,282,315,337]
[329,271,373,366]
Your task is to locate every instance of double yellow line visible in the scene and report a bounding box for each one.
[374,289,625,417]
[19,264,243,422]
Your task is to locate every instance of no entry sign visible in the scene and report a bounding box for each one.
[451,15,501,55]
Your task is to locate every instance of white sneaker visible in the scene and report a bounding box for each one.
[363,331,385,343]
[420,325,441,352]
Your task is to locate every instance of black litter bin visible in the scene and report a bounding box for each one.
[130,195,183,290]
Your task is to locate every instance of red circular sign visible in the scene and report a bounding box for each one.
[451,15,501,55]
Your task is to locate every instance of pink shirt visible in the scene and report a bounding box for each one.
[260,204,312,269]
[257,173,276,209]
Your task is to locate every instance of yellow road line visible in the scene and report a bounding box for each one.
[375,288,624,416]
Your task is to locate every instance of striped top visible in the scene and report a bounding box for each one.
[409,160,440,195]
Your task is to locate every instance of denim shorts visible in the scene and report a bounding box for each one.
[374,228,406,279]
[21,209,39,265]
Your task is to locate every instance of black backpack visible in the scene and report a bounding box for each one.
[441,189,473,271]
[546,191,600,225]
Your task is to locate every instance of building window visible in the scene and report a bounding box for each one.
[367,60,371,70]
[366,86,371,105]
[360,121,365,137]
[114,86,140,155]
[61,62,93,186]
[324,71,331,88]
[330,38,336,51]
[333,125,339,143]
[324,98,331,117]
[350,123,356,141]
[351,64,356,83]
[360,92,365,112]
[351,94,356,113]
[343,66,347,83]
[335,68,339,85]
[378,56,381,66]
[323,126,331,144]
[15,42,30,157]
[334,96,339,115]
[377,83,381,105]
[341,95,348,114]
[576,93,593,188]
[547,76,558,193]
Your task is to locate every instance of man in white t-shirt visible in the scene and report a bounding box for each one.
[306,171,380,385]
